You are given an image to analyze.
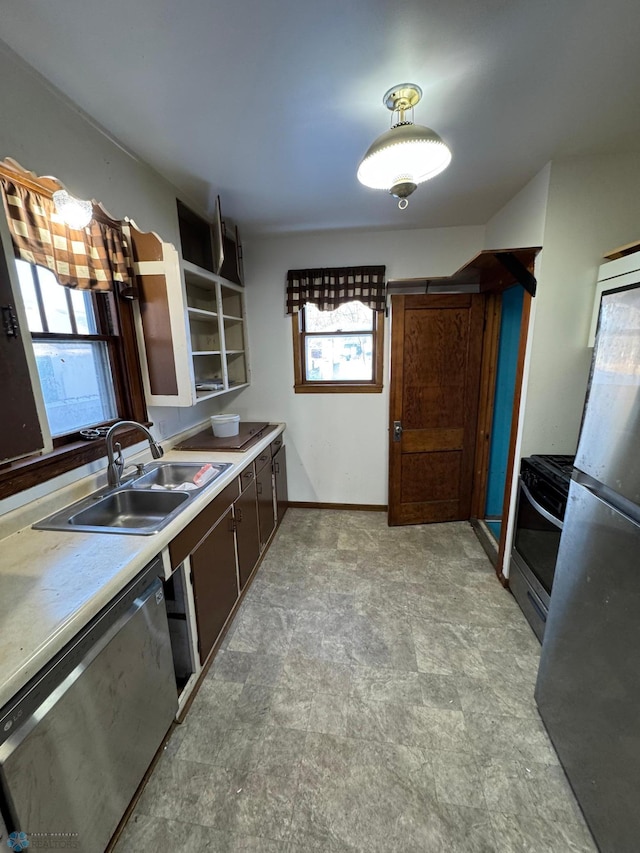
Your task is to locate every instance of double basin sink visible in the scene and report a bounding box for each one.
[33,462,232,535]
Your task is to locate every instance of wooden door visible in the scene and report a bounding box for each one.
[190,508,238,664]
[388,293,485,525]
[235,477,261,589]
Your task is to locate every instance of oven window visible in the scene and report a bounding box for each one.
[514,485,563,595]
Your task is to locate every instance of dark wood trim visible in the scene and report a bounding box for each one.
[387,295,405,526]
[470,292,502,518]
[293,383,383,394]
[496,290,532,577]
[0,426,152,500]
[113,290,148,425]
[32,331,112,343]
[291,310,303,386]
[287,501,387,512]
[292,310,384,393]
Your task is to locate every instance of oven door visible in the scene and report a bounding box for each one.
[513,478,564,596]
[510,476,565,641]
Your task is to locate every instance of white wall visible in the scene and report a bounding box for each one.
[484,163,551,251]
[520,152,640,456]
[0,43,228,515]
[236,225,485,504]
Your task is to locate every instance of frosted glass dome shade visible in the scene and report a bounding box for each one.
[357,123,452,190]
[53,190,93,229]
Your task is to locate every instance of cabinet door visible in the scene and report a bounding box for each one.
[235,478,261,589]
[0,216,46,463]
[190,508,239,664]
[273,446,288,523]
[256,464,275,549]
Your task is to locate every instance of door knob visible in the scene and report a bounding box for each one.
[393,421,403,442]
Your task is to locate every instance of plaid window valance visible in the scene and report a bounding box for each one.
[286,266,386,314]
[0,179,132,291]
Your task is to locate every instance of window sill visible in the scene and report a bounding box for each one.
[293,383,383,394]
[0,426,151,501]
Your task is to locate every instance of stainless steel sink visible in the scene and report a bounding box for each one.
[130,462,231,491]
[67,489,188,531]
[33,461,233,535]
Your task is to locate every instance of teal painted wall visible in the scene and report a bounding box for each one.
[484,286,524,534]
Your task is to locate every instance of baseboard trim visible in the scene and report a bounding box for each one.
[287,501,387,512]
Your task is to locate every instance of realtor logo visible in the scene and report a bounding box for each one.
[6,832,29,851]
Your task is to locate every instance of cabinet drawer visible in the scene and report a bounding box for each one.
[254,450,271,475]
[270,435,284,457]
[238,462,256,493]
[169,480,239,568]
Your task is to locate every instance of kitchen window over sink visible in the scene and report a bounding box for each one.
[15,260,119,437]
[287,265,386,393]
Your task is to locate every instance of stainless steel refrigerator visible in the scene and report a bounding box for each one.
[535,283,640,853]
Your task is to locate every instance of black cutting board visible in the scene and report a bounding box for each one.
[175,421,270,451]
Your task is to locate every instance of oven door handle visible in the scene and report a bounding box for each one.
[520,481,564,530]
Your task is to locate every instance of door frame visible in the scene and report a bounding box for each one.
[387,282,533,581]
[470,288,532,581]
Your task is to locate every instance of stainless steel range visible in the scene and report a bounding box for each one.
[509,454,574,641]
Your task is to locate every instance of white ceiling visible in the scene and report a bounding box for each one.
[2,0,640,236]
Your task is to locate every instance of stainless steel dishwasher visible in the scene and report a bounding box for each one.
[0,557,178,853]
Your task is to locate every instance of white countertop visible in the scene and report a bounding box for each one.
[0,423,285,710]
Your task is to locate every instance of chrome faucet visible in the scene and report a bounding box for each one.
[105,421,164,488]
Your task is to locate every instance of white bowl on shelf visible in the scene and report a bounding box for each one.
[210,413,240,437]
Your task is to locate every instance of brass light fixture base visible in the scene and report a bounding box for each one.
[383,84,423,113]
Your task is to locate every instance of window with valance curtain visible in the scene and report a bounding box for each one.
[0,179,133,291]
[286,265,386,314]
[287,265,386,393]
[0,172,147,471]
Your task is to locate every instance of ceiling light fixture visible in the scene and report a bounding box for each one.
[357,84,451,210]
[52,189,93,229]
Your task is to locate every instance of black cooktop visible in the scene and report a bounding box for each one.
[528,454,575,491]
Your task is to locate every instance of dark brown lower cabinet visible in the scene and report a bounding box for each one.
[273,445,288,523]
[235,476,261,589]
[256,462,276,549]
[190,507,238,664]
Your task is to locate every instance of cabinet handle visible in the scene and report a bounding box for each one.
[228,516,236,532]
[274,463,280,474]
[257,481,262,495]
[236,508,243,523]
[242,470,253,480]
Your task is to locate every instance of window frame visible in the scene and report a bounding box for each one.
[19,262,125,444]
[291,302,384,394]
[0,267,149,500]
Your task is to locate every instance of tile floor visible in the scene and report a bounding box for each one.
[115,509,597,852]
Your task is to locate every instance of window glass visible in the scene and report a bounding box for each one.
[38,266,73,333]
[305,334,373,381]
[15,261,43,332]
[15,260,119,436]
[70,288,96,334]
[32,340,117,436]
[305,301,374,333]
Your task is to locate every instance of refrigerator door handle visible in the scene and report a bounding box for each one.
[520,481,564,530]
